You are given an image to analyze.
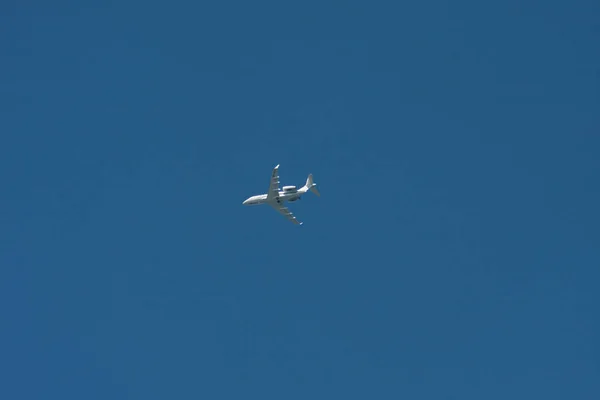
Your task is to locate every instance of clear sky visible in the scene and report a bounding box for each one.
[1,1,598,399]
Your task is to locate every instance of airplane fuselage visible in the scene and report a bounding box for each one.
[243,190,303,206]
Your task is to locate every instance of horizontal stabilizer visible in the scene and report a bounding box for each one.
[305,173,320,196]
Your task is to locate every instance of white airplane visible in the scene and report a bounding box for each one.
[242,164,320,225]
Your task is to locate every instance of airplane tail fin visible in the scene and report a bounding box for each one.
[305,174,320,197]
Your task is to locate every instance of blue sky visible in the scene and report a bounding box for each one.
[1,1,598,399]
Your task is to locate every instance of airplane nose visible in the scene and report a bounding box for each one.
[243,199,249,205]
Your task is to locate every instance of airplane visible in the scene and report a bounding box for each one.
[242,164,320,225]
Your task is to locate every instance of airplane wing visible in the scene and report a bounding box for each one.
[266,164,281,200]
[269,202,303,225]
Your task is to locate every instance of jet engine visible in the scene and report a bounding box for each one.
[282,185,297,193]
